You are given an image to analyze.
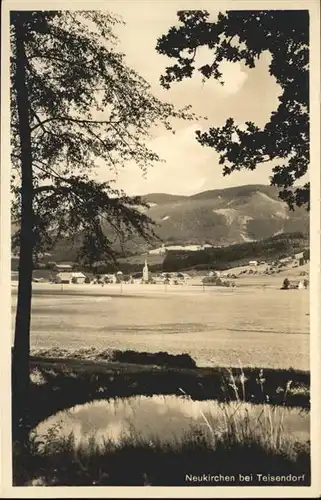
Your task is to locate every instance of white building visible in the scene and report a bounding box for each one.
[55,272,72,284]
[71,272,86,284]
[209,270,220,278]
[279,257,292,264]
[55,271,86,284]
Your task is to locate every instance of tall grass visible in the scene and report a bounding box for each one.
[177,365,305,456]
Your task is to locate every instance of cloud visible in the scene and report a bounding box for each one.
[106,124,212,195]
[98,122,272,196]
[216,61,248,95]
[192,46,248,96]
[93,3,282,195]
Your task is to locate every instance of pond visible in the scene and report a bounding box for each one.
[35,395,310,449]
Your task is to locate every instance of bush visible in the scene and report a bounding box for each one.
[112,350,197,368]
[202,276,218,284]
[281,278,290,290]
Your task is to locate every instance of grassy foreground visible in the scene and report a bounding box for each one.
[27,350,310,429]
[14,426,310,486]
[12,349,311,486]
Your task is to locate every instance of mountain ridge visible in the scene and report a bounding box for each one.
[11,184,309,262]
[139,184,308,250]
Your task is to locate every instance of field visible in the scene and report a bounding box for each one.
[12,277,310,487]
[11,278,309,370]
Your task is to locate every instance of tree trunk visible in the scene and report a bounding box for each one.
[12,18,34,446]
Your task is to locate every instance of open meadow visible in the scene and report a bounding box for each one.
[11,278,309,370]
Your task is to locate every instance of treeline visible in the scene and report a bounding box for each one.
[162,232,309,272]
[14,232,308,275]
[90,232,308,274]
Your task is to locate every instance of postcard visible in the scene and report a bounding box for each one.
[1,0,320,497]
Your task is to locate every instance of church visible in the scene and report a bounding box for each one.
[142,259,149,283]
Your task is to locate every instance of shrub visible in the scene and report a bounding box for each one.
[112,350,197,368]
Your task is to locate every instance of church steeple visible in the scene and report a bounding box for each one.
[143,259,149,283]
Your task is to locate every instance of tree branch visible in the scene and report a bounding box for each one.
[30,115,120,133]
[33,185,56,195]
[188,47,197,63]
[29,108,49,134]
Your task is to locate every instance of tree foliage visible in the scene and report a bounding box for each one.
[303,248,310,261]
[11,10,194,264]
[156,10,309,210]
[162,232,308,272]
[10,10,194,443]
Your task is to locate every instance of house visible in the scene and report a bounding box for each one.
[54,271,86,284]
[100,274,117,284]
[209,270,220,278]
[281,279,308,290]
[176,272,191,282]
[55,272,72,284]
[279,257,292,264]
[54,263,73,272]
[153,275,166,284]
[71,272,86,284]
[249,260,258,266]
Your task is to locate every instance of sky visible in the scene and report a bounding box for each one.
[95,1,283,196]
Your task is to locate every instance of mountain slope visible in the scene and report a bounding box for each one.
[142,185,309,248]
[12,185,309,262]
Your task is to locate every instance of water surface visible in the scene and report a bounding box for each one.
[35,395,310,449]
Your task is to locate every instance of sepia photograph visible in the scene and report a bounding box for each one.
[1,0,320,496]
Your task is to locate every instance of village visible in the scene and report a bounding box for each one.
[15,249,308,291]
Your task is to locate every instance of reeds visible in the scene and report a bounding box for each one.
[176,365,303,458]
